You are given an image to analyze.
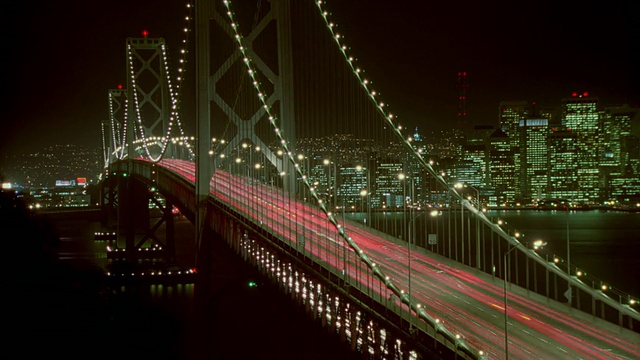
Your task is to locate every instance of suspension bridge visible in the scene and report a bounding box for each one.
[100,1,640,359]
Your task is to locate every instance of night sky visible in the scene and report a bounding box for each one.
[3,0,638,156]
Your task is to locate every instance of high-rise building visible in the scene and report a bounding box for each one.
[519,118,549,203]
[562,93,600,204]
[488,128,515,206]
[499,101,530,198]
[336,164,368,209]
[601,104,636,170]
[408,127,428,206]
[372,158,403,209]
[499,101,530,145]
[457,125,494,188]
[600,104,640,202]
[548,129,579,200]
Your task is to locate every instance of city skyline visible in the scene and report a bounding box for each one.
[7,102,637,210]
[3,1,638,157]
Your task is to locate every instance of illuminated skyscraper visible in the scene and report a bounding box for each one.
[519,118,549,203]
[499,101,530,198]
[548,129,579,200]
[601,104,635,170]
[372,158,403,208]
[499,100,530,146]
[601,104,640,202]
[336,165,368,209]
[408,127,428,205]
[458,125,494,187]
[488,128,515,206]
[562,93,600,204]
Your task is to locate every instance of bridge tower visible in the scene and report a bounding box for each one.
[194,0,298,282]
[195,0,297,192]
[124,31,177,160]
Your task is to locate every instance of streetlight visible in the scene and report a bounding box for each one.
[455,182,482,269]
[398,172,407,239]
[504,239,546,359]
[359,189,368,224]
[565,200,572,306]
[428,209,441,251]
[398,172,412,330]
[454,182,465,264]
[255,162,262,224]
[356,164,370,226]
[323,158,335,210]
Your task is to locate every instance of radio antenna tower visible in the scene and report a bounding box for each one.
[457,71,468,128]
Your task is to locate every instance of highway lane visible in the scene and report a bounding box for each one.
[158,159,640,359]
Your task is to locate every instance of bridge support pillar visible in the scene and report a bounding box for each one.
[100,173,118,229]
[117,173,150,264]
[194,217,214,296]
[163,197,176,264]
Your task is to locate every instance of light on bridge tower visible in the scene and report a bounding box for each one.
[125,31,183,161]
[106,86,128,164]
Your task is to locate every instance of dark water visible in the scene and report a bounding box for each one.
[489,210,640,296]
[354,209,640,297]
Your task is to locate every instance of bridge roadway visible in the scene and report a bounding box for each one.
[154,159,639,359]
